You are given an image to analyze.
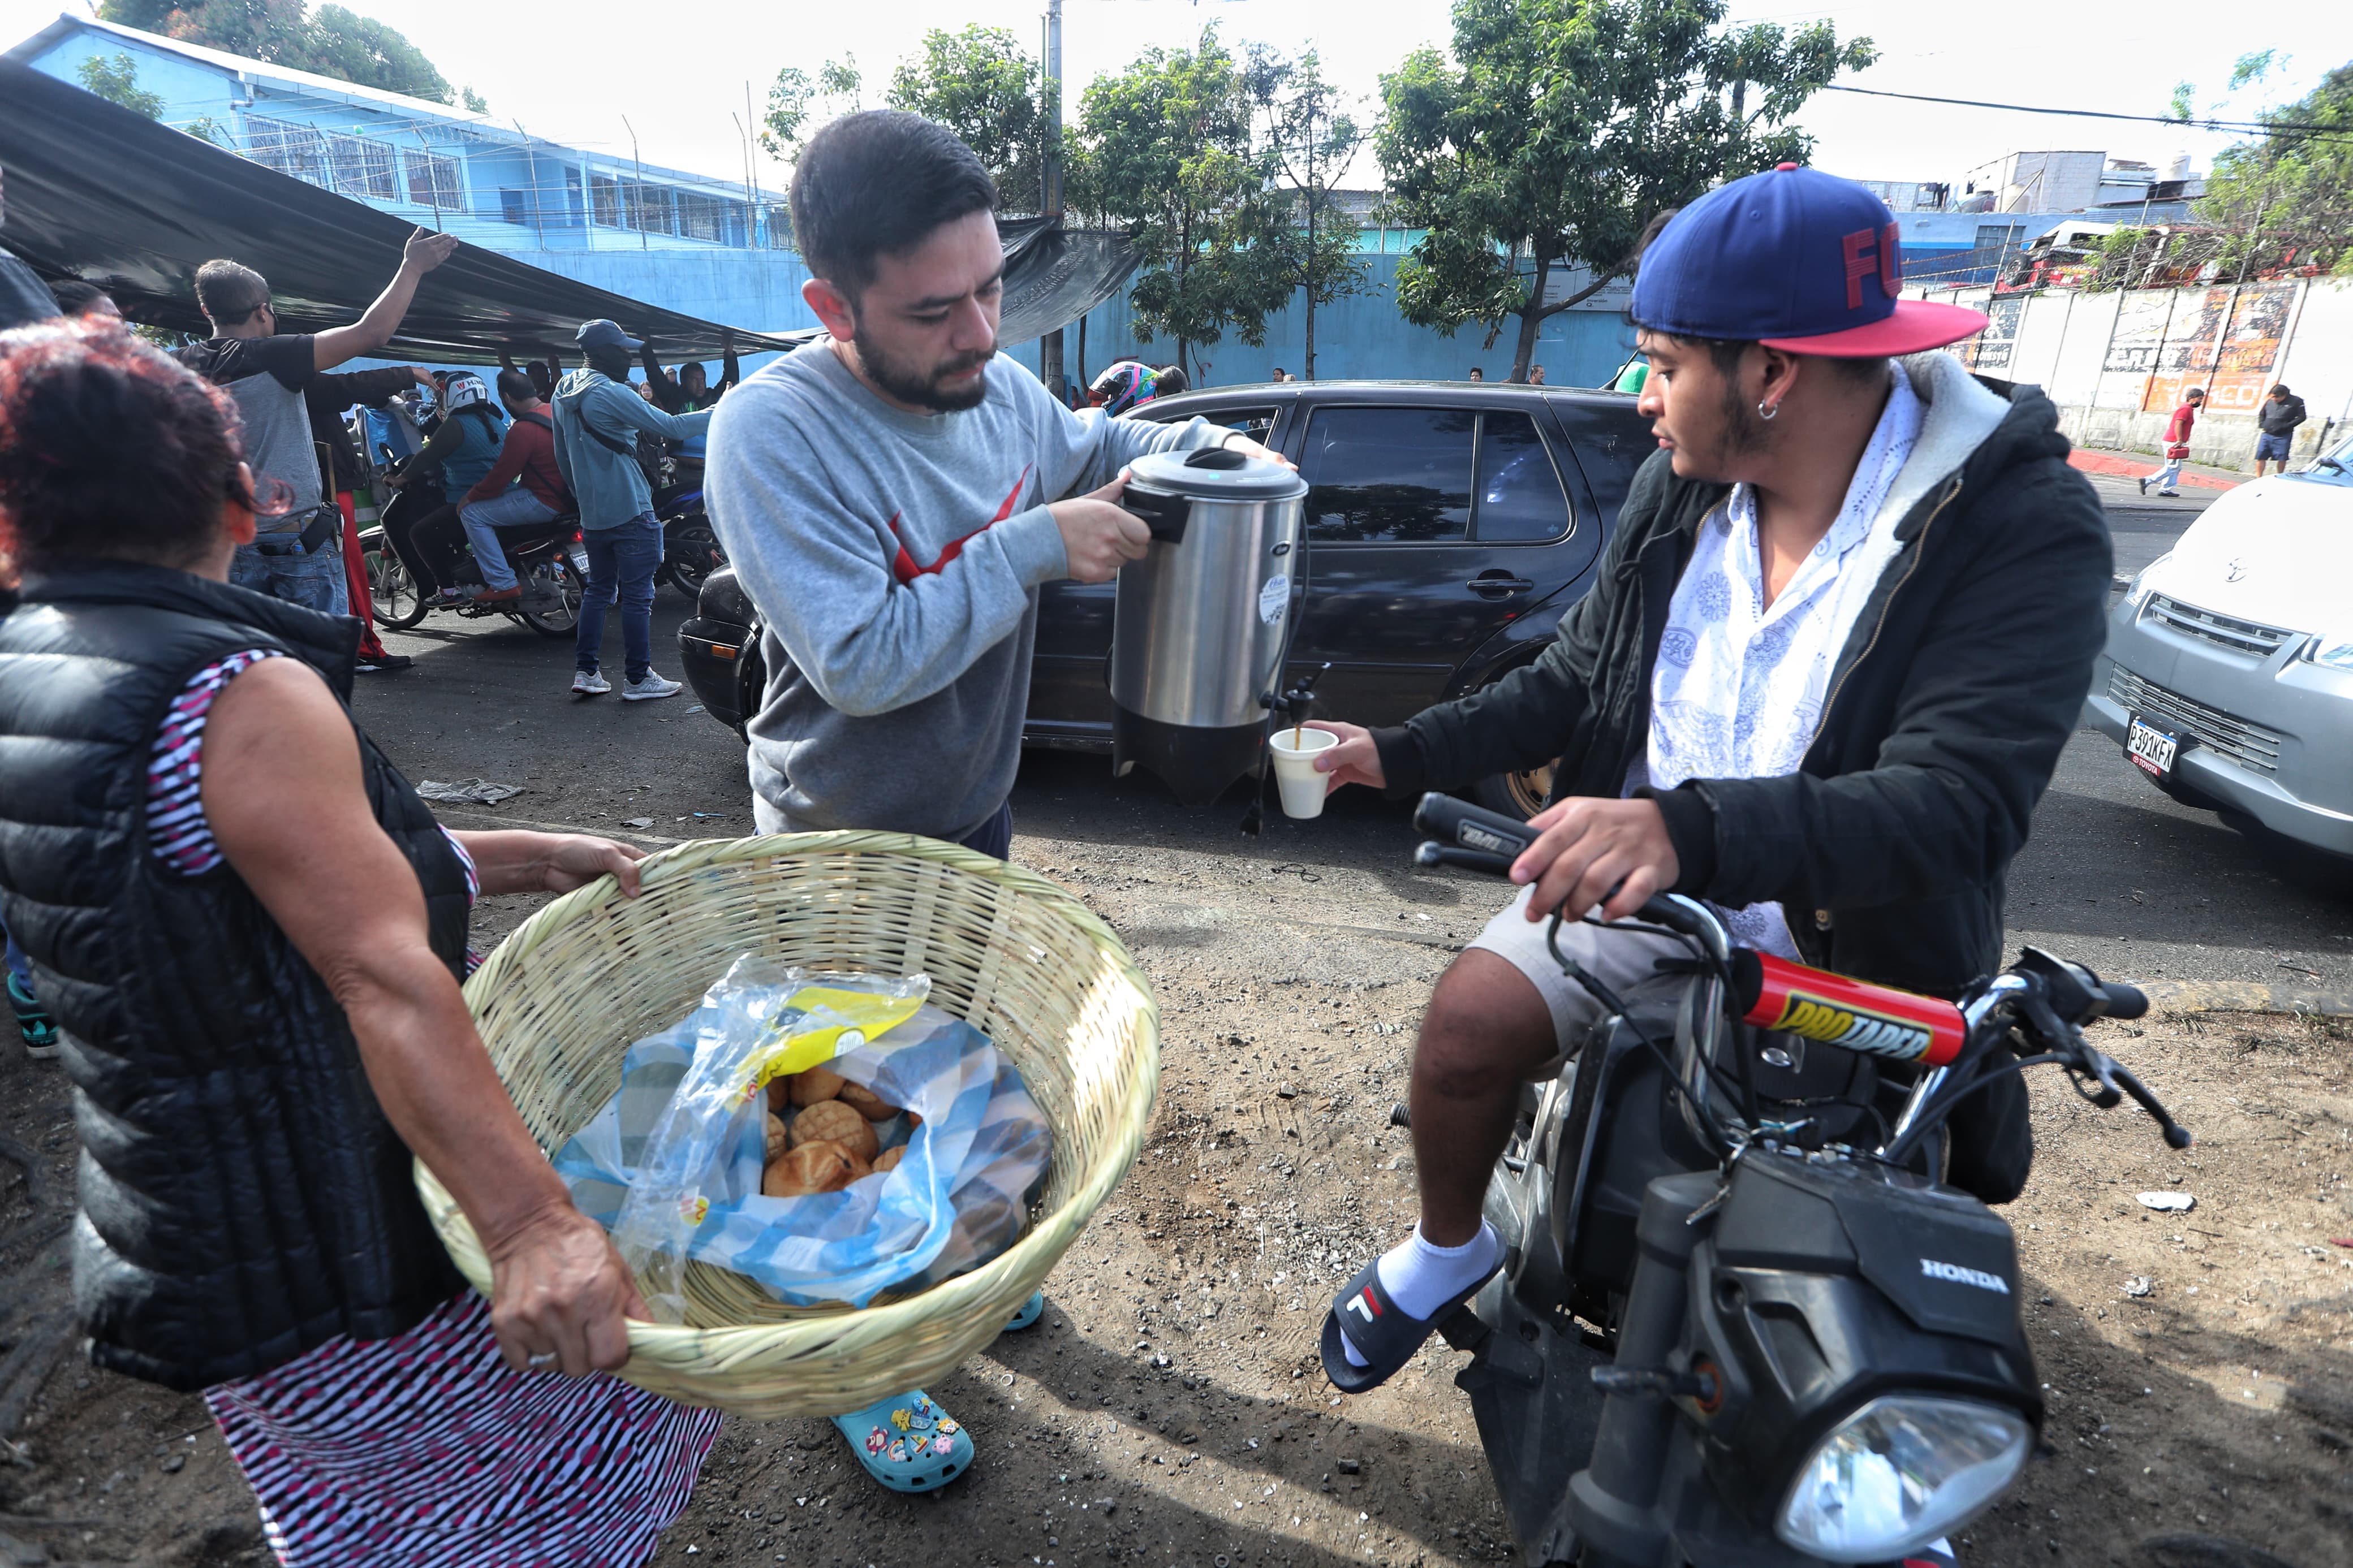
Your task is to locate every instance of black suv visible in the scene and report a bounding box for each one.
[679,379,1652,816]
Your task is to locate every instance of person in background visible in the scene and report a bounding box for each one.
[549,318,710,699]
[2253,383,2306,477]
[2141,385,2204,497]
[387,371,508,602]
[1271,366,1292,383]
[0,318,721,1566]
[1467,366,1484,382]
[173,228,457,613]
[0,163,54,333]
[1152,363,1189,398]
[499,348,560,404]
[1613,357,1650,395]
[49,280,118,318]
[447,368,572,607]
[307,362,434,672]
[641,335,742,479]
[1528,363,1547,385]
[706,111,1290,1496]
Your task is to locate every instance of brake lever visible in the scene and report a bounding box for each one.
[1414,841,1514,876]
[2103,1053,2195,1150]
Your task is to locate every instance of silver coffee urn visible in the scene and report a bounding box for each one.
[1109,447,1310,806]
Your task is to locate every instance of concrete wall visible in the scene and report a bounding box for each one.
[1907,277,2352,470]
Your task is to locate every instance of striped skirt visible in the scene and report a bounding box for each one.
[204,1290,723,1568]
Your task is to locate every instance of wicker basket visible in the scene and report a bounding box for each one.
[415,831,1159,1420]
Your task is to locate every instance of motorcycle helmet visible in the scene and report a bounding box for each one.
[1089,360,1156,417]
[441,372,492,412]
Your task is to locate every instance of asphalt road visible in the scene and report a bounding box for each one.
[355,477,2350,1003]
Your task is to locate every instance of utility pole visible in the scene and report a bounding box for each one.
[512,120,545,248]
[1037,0,1066,402]
[622,114,648,250]
[745,81,764,245]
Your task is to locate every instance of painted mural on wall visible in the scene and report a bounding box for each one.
[2109,282,2295,413]
[1953,292,2020,373]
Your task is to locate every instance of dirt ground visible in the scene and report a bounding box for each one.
[1,794,2348,1568]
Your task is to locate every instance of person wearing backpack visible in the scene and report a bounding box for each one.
[447,369,575,604]
[550,320,712,699]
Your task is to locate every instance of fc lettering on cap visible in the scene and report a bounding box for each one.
[1840,221,1904,310]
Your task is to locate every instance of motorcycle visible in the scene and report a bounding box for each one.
[361,480,588,640]
[1402,795,2186,1568]
[653,470,727,602]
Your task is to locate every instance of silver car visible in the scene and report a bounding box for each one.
[2086,428,2353,859]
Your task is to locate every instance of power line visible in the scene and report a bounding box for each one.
[1819,84,2353,148]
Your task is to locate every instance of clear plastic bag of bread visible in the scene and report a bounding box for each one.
[579,955,1051,1320]
[605,960,928,1321]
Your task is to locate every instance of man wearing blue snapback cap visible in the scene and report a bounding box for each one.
[1309,164,2110,1392]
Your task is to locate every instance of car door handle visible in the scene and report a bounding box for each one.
[1467,573,1536,598]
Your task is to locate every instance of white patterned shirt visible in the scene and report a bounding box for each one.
[1636,364,1924,957]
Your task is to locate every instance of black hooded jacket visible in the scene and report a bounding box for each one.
[1370,362,2112,1199]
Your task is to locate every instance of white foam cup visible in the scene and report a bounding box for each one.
[1268,726,1341,819]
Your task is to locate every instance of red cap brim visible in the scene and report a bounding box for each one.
[1759,300,1990,358]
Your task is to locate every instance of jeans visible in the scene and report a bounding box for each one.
[2153,457,2185,491]
[958,801,1014,861]
[232,534,344,614]
[456,488,558,591]
[576,512,661,684]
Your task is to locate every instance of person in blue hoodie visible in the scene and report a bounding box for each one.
[550,320,712,700]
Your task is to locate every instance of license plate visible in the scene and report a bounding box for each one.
[568,548,590,576]
[2126,716,2178,779]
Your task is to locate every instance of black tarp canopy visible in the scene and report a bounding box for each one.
[0,59,1136,363]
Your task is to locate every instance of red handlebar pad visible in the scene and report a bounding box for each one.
[1736,952,1965,1066]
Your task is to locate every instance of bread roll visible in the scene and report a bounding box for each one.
[791,1099,880,1161]
[764,1112,790,1161]
[872,1145,904,1174]
[836,1082,900,1122]
[787,1066,847,1107]
[765,1077,789,1113]
[764,1141,860,1197]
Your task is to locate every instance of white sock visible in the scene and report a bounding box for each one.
[1339,1221,1503,1367]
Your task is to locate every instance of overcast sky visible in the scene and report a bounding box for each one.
[6,0,2349,196]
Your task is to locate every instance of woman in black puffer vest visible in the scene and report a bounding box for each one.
[0,319,721,1566]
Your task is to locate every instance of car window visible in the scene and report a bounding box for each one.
[1473,412,1572,543]
[1299,407,1475,543]
[1141,403,1278,443]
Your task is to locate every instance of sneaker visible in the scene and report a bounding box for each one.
[2157,489,2181,498]
[623,671,683,702]
[354,652,413,673]
[472,585,522,603]
[2136,476,2148,496]
[572,668,611,697]
[8,972,58,1060]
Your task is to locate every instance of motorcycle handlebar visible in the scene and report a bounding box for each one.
[2099,980,2151,1022]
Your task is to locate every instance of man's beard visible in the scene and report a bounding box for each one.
[854,323,994,413]
[1679,375,1774,480]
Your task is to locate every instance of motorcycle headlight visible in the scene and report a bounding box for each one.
[2305,632,2353,672]
[1776,1396,2032,1564]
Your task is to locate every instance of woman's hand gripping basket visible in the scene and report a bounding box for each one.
[414,832,1159,1420]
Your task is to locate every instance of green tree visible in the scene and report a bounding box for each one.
[1074,26,1289,383]
[1244,47,1372,381]
[77,52,165,118]
[1377,0,1874,382]
[98,1,459,105]
[2193,61,2353,277]
[887,26,1049,214]
[761,57,864,166]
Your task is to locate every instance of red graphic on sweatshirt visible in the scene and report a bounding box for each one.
[887,466,1033,586]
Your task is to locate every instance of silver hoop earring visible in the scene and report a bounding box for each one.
[1757,399,1779,421]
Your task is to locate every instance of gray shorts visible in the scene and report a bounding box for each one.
[1466,885,1691,1052]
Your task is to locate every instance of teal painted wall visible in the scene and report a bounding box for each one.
[1005,254,1642,392]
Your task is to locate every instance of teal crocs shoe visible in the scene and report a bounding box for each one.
[1002,1290,1045,1333]
[830,1390,972,1493]
[8,972,57,1060]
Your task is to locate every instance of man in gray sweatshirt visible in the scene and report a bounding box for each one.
[704,111,1285,1492]
[706,111,1285,850]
